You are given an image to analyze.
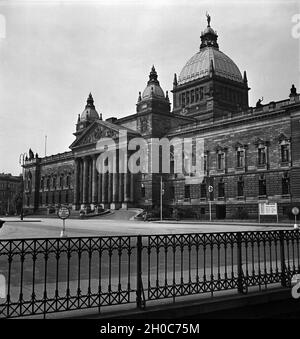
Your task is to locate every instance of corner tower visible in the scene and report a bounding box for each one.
[172,14,249,121]
[136,66,171,137]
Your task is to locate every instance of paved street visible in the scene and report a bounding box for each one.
[0,215,296,318]
[0,216,292,239]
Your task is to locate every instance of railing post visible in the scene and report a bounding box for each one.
[279,230,287,287]
[237,233,244,294]
[136,235,143,309]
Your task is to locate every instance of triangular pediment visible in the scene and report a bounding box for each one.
[70,120,139,149]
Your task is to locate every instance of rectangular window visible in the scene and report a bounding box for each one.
[259,176,267,196]
[258,147,266,166]
[237,150,244,168]
[141,184,145,198]
[217,153,225,170]
[184,185,190,199]
[282,174,290,195]
[195,88,199,102]
[170,186,175,200]
[218,181,225,198]
[237,179,244,197]
[191,90,195,103]
[182,93,185,107]
[200,183,207,198]
[186,91,190,105]
[199,87,204,100]
[281,144,289,163]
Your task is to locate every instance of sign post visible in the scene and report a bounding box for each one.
[292,207,299,229]
[160,176,164,221]
[57,206,70,237]
[208,185,213,221]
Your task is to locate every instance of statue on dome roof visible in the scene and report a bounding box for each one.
[206,12,211,27]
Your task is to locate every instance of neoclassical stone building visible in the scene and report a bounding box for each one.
[23,17,300,220]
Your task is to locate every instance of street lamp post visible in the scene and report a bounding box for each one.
[19,153,27,221]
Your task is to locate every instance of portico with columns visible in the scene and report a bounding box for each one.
[70,93,139,211]
[72,154,135,211]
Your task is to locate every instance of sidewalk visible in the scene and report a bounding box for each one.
[152,219,297,228]
[0,217,41,223]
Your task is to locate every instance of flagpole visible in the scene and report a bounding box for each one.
[160,176,163,221]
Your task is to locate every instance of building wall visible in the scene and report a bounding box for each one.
[0,174,22,215]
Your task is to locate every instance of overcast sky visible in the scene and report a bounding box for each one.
[0,0,299,175]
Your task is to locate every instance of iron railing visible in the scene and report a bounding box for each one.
[0,230,299,318]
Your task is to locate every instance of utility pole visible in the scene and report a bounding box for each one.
[19,153,27,221]
[45,135,47,157]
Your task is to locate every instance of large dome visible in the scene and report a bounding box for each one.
[178,14,243,86]
[178,48,243,85]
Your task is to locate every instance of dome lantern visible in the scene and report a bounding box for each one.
[200,13,219,50]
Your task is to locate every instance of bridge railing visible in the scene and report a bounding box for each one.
[0,230,299,318]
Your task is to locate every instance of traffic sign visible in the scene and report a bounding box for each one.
[208,185,213,193]
[292,207,299,216]
[57,206,70,220]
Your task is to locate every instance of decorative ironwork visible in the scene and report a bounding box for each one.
[0,230,299,318]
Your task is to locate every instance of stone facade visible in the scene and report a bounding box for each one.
[0,173,22,215]
[22,18,300,220]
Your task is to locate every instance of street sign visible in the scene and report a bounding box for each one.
[208,185,213,193]
[292,207,299,216]
[57,206,70,238]
[259,203,277,215]
[57,206,70,220]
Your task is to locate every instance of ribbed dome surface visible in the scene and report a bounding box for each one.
[81,107,99,121]
[178,47,243,85]
[142,83,165,99]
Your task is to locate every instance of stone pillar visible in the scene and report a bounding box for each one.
[102,171,107,205]
[82,157,88,205]
[92,155,98,204]
[122,172,130,208]
[88,158,92,204]
[73,158,80,209]
[98,172,102,204]
[108,173,112,203]
[111,173,119,209]
[118,173,123,203]
[130,173,134,203]
[80,160,83,205]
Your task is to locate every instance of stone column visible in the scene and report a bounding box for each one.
[82,157,88,205]
[98,172,102,204]
[111,173,119,209]
[108,173,112,203]
[80,160,83,205]
[122,172,130,208]
[118,173,123,203]
[92,155,98,204]
[130,173,134,203]
[88,158,92,204]
[73,158,80,209]
[102,171,107,205]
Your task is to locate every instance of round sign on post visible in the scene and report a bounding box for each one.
[292,207,299,229]
[208,185,213,193]
[57,206,70,237]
